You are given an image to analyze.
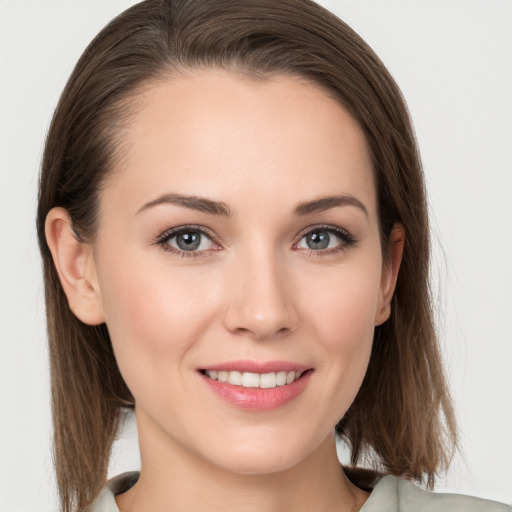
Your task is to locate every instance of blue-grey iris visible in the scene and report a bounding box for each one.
[306,231,330,250]
[176,231,201,251]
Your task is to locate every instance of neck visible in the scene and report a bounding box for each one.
[116,414,368,512]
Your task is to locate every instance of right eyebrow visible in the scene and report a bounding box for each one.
[136,193,232,217]
[294,194,369,218]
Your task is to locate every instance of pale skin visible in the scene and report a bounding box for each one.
[46,71,404,512]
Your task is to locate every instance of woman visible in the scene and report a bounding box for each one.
[36,0,510,511]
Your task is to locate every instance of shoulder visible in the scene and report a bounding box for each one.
[87,471,510,512]
[86,472,139,512]
[362,475,511,512]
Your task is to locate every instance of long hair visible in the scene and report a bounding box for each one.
[36,0,456,510]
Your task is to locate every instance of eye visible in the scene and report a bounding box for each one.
[169,230,212,251]
[295,226,356,254]
[155,226,218,257]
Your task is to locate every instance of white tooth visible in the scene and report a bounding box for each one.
[228,371,242,385]
[213,370,301,387]
[242,372,260,388]
[260,372,277,388]
[276,371,287,386]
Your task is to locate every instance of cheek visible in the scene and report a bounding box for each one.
[100,247,212,333]
[300,261,381,409]
[96,252,220,392]
[303,258,381,346]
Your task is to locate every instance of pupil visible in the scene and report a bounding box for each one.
[177,232,201,251]
[307,231,329,250]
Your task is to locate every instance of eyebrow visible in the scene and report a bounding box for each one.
[136,192,368,218]
[137,193,232,217]
[294,194,369,218]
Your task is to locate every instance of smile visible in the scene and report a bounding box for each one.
[199,362,312,411]
[203,370,303,389]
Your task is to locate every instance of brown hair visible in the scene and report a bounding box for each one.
[36,0,456,510]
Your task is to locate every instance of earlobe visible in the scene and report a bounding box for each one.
[45,207,105,325]
[375,223,405,326]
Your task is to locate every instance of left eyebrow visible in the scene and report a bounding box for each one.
[136,193,232,217]
[294,194,369,218]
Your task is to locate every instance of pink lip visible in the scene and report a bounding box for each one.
[198,361,313,411]
[201,360,310,373]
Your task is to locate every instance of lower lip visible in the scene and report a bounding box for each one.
[200,371,312,411]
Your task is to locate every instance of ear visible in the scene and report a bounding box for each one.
[45,207,105,325]
[375,223,405,326]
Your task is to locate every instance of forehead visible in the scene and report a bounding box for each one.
[103,70,376,218]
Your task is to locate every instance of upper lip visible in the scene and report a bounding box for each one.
[200,360,311,373]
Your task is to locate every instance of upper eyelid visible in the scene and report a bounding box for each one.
[294,223,351,240]
[156,224,217,243]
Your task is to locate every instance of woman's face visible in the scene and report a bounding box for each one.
[90,71,398,474]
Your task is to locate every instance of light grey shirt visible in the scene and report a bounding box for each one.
[88,471,511,511]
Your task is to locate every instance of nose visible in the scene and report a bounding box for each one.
[222,249,299,340]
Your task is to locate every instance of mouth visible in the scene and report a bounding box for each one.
[198,362,313,411]
[201,369,306,389]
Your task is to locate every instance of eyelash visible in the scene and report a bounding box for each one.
[154,225,220,259]
[153,224,357,259]
[295,224,358,257]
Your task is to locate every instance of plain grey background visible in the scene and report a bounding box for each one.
[0,0,511,510]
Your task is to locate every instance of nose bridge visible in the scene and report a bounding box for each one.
[223,244,298,339]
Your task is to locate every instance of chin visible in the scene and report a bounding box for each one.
[214,454,300,476]
[199,431,322,476]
